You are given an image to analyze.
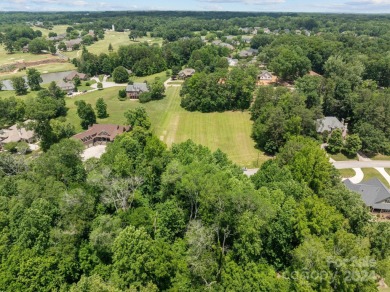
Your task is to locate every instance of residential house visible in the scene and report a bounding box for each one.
[22,45,29,53]
[239,48,258,58]
[57,80,75,94]
[239,27,252,34]
[126,83,149,99]
[264,27,271,34]
[88,30,95,37]
[72,124,130,148]
[258,70,273,81]
[0,121,36,148]
[242,36,252,44]
[48,33,66,42]
[64,71,87,82]
[257,70,276,85]
[316,116,347,137]
[218,42,234,50]
[344,178,390,211]
[227,57,239,67]
[212,40,222,46]
[178,68,196,80]
[295,30,302,35]
[65,38,82,51]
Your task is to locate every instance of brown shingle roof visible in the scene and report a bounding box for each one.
[72,124,130,144]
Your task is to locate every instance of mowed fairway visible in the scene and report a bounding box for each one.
[66,85,266,167]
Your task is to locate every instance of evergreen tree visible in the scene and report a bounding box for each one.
[95,97,108,119]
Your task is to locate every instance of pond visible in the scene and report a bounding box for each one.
[1,70,74,90]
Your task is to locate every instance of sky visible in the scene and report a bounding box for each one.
[1,0,390,13]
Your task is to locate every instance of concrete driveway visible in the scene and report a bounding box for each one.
[81,145,107,161]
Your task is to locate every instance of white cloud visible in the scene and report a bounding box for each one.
[198,0,285,4]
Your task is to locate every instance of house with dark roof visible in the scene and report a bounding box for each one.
[316,116,347,137]
[239,48,258,58]
[344,178,390,211]
[126,83,149,99]
[72,124,130,148]
[65,38,82,51]
[57,80,75,93]
[64,71,87,82]
[178,68,196,80]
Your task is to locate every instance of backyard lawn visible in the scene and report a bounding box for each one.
[65,85,266,167]
[362,168,389,187]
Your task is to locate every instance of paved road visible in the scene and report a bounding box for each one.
[332,161,390,169]
[244,160,390,177]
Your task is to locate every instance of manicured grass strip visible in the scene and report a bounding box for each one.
[330,152,358,161]
[370,154,390,161]
[339,168,356,178]
[362,168,390,187]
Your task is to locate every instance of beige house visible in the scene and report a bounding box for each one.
[0,121,36,150]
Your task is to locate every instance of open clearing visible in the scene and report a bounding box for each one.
[65,83,265,167]
[63,30,164,59]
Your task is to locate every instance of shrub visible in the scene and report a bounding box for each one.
[118,89,127,101]
[85,82,90,86]
[139,92,152,103]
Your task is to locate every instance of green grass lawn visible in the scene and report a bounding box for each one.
[339,168,356,178]
[370,154,390,160]
[65,85,265,167]
[33,25,68,37]
[0,46,58,66]
[64,30,164,59]
[330,152,358,161]
[0,62,76,81]
[362,168,389,187]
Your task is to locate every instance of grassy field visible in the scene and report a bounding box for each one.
[63,30,164,59]
[370,154,390,160]
[65,85,265,167]
[362,168,389,187]
[0,46,58,66]
[0,62,76,81]
[330,152,358,161]
[32,25,68,37]
[338,168,356,178]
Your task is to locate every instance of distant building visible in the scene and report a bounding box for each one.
[218,42,234,50]
[22,45,29,53]
[48,33,66,42]
[64,71,87,82]
[344,178,390,212]
[239,48,258,58]
[72,124,130,148]
[65,38,82,51]
[178,68,196,80]
[126,83,149,99]
[227,57,239,67]
[257,70,273,81]
[241,36,252,44]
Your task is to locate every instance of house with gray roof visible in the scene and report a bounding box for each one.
[57,80,75,93]
[126,83,149,99]
[65,38,82,51]
[344,178,390,211]
[239,48,258,58]
[178,68,196,80]
[316,117,346,134]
